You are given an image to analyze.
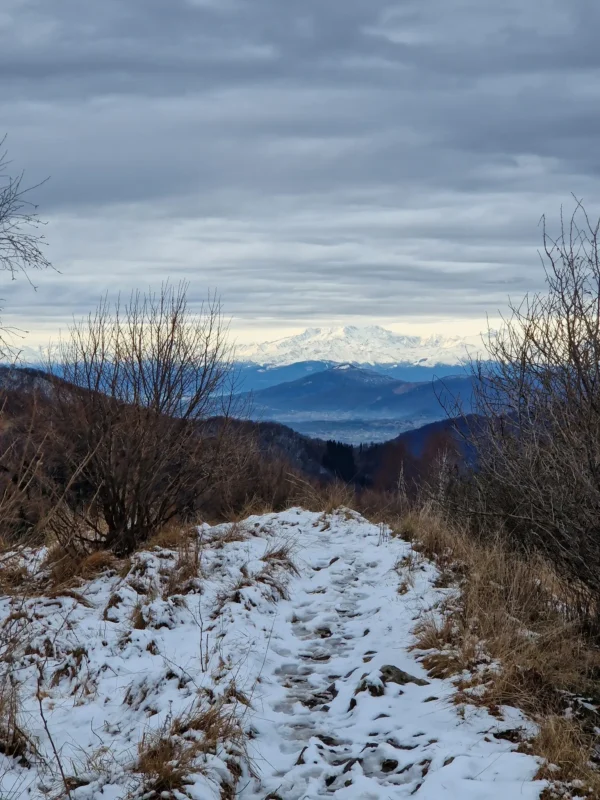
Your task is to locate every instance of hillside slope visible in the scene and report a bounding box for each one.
[236,361,471,392]
[247,365,473,420]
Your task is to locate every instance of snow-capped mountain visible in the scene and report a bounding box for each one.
[236,325,486,367]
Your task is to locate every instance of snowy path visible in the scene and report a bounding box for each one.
[239,510,544,799]
[0,509,545,800]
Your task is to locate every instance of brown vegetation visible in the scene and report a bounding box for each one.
[451,202,600,621]
[398,507,600,797]
[134,697,247,799]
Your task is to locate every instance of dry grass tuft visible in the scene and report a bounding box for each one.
[43,544,117,588]
[261,542,299,576]
[223,499,276,523]
[412,614,456,653]
[44,545,82,587]
[288,476,355,514]
[162,536,202,599]
[135,730,197,797]
[412,614,472,679]
[398,509,467,569]
[213,544,298,614]
[171,699,245,752]
[0,561,28,593]
[318,481,355,514]
[134,694,247,798]
[0,677,33,766]
[78,550,116,578]
[131,601,147,630]
[532,715,600,797]
[212,522,250,548]
[148,523,195,551]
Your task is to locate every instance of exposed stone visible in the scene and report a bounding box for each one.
[380,664,430,687]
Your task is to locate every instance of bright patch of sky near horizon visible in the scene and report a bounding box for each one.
[2,0,600,347]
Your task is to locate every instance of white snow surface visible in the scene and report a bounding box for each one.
[236,326,489,367]
[1,509,544,799]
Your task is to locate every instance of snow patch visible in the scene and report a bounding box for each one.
[236,325,490,367]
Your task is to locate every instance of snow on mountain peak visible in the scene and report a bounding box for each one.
[236,325,485,367]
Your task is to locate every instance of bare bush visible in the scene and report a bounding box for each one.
[0,394,51,544]
[47,283,235,555]
[455,200,600,615]
[199,427,304,521]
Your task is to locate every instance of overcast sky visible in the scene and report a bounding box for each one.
[2,0,600,345]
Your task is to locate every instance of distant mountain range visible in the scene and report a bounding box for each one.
[235,359,468,392]
[244,364,474,443]
[236,325,488,368]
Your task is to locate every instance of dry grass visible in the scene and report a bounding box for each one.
[171,698,246,751]
[162,536,202,599]
[222,498,277,523]
[0,560,28,593]
[147,522,196,551]
[78,550,117,578]
[0,677,32,766]
[353,488,410,527]
[261,541,299,576]
[287,476,355,514]
[254,539,299,600]
[134,695,247,799]
[211,521,250,548]
[43,544,117,588]
[530,716,600,797]
[135,730,197,797]
[213,543,298,616]
[131,601,147,630]
[393,506,600,796]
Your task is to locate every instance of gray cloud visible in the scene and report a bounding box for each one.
[1,0,600,341]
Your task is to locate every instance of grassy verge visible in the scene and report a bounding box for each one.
[389,506,600,799]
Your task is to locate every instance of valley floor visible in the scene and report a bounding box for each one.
[1,510,545,799]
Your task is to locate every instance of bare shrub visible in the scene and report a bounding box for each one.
[454,201,600,617]
[0,137,52,356]
[47,283,235,555]
[199,427,305,522]
[0,394,52,545]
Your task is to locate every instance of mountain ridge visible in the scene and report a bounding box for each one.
[236,325,487,367]
[246,363,473,421]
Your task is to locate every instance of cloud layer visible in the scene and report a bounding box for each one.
[2,0,600,341]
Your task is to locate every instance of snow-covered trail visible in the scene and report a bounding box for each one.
[0,509,545,800]
[240,510,544,799]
